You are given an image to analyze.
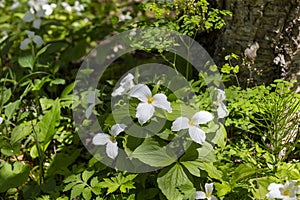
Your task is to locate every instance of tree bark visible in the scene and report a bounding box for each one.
[211,0,300,90]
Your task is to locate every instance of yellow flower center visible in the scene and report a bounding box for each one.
[110,135,116,142]
[282,189,291,196]
[206,193,211,198]
[147,96,154,104]
[189,119,195,126]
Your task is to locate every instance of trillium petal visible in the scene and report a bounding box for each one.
[192,111,213,125]
[152,94,172,113]
[130,84,151,102]
[211,195,218,200]
[92,133,110,145]
[33,35,43,47]
[33,19,42,29]
[25,30,35,37]
[217,103,229,118]
[0,117,3,124]
[205,183,214,195]
[195,191,206,199]
[171,117,189,131]
[120,73,134,86]
[106,141,118,159]
[111,86,125,97]
[111,124,126,136]
[215,88,226,101]
[20,38,31,50]
[189,126,206,144]
[266,183,284,199]
[23,12,34,22]
[136,102,155,125]
[36,10,45,17]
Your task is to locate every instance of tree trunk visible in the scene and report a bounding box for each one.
[211,0,300,90]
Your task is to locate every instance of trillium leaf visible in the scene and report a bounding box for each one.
[131,138,177,167]
[157,163,194,200]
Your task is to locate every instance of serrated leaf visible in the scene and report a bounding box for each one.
[11,123,32,144]
[4,100,20,120]
[82,170,94,183]
[203,162,223,181]
[196,142,216,162]
[70,183,85,199]
[181,160,202,177]
[82,187,92,200]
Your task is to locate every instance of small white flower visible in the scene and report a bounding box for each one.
[42,3,56,16]
[196,183,217,200]
[28,0,48,11]
[130,84,172,125]
[214,88,229,119]
[0,117,3,124]
[119,12,132,21]
[112,73,135,97]
[23,10,45,29]
[20,30,43,50]
[171,111,213,145]
[73,1,84,15]
[266,180,300,200]
[61,2,72,12]
[92,124,126,159]
[10,0,20,10]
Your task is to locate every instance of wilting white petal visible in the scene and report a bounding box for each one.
[189,126,206,144]
[23,12,34,22]
[217,103,229,118]
[92,133,110,145]
[136,102,155,125]
[0,117,3,124]
[192,111,213,125]
[33,19,42,29]
[112,86,125,97]
[85,103,95,119]
[130,84,151,102]
[171,117,189,131]
[152,94,172,113]
[266,183,284,199]
[195,191,206,199]
[205,183,214,195]
[112,73,135,96]
[33,35,43,46]
[120,73,134,86]
[25,30,35,37]
[106,141,118,159]
[20,38,31,50]
[215,88,226,101]
[111,124,126,136]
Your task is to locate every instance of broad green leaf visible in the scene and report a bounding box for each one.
[211,124,227,149]
[131,138,177,167]
[82,187,92,200]
[181,160,202,177]
[231,163,257,184]
[0,161,30,193]
[82,170,94,183]
[60,82,76,98]
[196,142,216,162]
[0,88,11,105]
[11,123,32,144]
[214,181,231,197]
[165,102,198,121]
[100,178,120,194]
[71,183,85,199]
[250,176,277,199]
[4,100,20,120]
[203,162,223,181]
[18,53,34,70]
[157,164,194,200]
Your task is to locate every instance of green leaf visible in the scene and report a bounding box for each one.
[203,162,223,181]
[0,88,11,105]
[11,123,32,144]
[82,170,94,183]
[18,53,34,70]
[157,164,194,200]
[82,187,92,200]
[60,82,76,98]
[196,142,216,162]
[211,125,227,149]
[100,178,120,194]
[4,100,20,120]
[231,164,257,184]
[181,160,202,177]
[165,102,198,121]
[0,162,30,193]
[214,181,231,197]
[70,183,85,199]
[131,138,177,167]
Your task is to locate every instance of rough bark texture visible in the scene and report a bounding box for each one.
[211,0,300,90]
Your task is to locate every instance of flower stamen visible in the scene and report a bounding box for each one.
[147,96,154,104]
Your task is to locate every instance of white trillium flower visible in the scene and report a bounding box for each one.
[73,1,84,15]
[0,117,3,124]
[42,3,56,16]
[23,10,45,29]
[92,124,126,159]
[214,88,229,119]
[130,84,172,125]
[196,183,218,200]
[266,180,300,200]
[171,111,213,145]
[20,30,43,50]
[10,0,20,10]
[112,73,135,97]
[28,0,48,11]
[61,2,72,12]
